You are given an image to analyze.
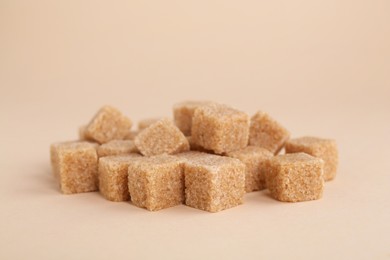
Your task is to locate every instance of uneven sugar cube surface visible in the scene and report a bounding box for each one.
[182,153,245,212]
[98,154,142,202]
[50,140,77,179]
[191,103,250,154]
[50,101,337,212]
[135,118,189,156]
[265,153,324,202]
[138,118,161,130]
[173,101,212,136]
[85,106,132,144]
[128,155,185,211]
[50,141,99,194]
[249,111,290,154]
[285,136,338,181]
[97,140,138,157]
[226,146,273,192]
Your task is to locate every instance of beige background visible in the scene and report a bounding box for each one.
[1,0,389,259]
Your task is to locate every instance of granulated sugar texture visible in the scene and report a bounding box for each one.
[50,102,338,212]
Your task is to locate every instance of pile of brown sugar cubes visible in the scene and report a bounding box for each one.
[50,101,338,212]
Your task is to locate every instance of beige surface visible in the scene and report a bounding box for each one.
[1,0,389,259]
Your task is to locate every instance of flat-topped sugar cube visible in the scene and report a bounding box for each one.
[98,154,142,202]
[285,136,338,181]
[97,140,138,157]
[135,118,189,156]
[128,155,185,211]
[191,103,250,154]
[265,153,324,202]
[180,152,245,212]
[50,141,99,194]
[85,106,132,144]
[226,146,273,192]
[249,111,290,154]
[173,101,212,136]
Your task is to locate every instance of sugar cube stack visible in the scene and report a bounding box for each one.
[50,101,338,213]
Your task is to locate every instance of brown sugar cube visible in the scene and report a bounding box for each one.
[138,118,161,130]
[182,153,246,212]
[285,136,338,181]
[265,153,324,202]
[50,141,76,179]
[173,101,212,136]
[124,130,139,140]
[50,141,99,194]
[98,154,142,202]
[128,155,185,211]
[226,146,273,192]
[135,118,189,156]
[85,106,132,144]
[249,111,290,154]
[191,103,250,154]
[97,140,138,157]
